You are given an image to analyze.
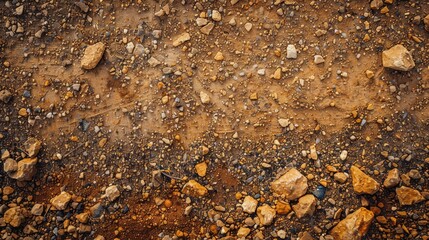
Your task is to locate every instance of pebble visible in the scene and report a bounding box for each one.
[195,162,207,177]
[396,186,424,206]
[292,194,317,219]
[286,44,297,59]
[182,180,208,197]
[31,204,44,216]
[339,150,348,161]
[271,168,308,200]
[244,22,253,31]
[237,227,251,238]
[0,90,12,103]
[50,192,72,210]
[104,185,120,202]
[330,207,374,239]
[6,158,38,181]
[334,172,348,183]
[350,165,380,195]
[24,138,42,157]
[172,32,191,47]
[200,91,211,104]
[314,55,325,64]
[383,168,400,188]
[15,5,24,15]
[241,196,258,214]
[211,10,222,21]
[256,205,276,226]
[200,23,214,35]
[214,52,224,61]
[81,42,106,70]
[4,207,25,227]
[382,44,415,71]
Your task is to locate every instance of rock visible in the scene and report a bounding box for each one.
[31,204,43,216]
[104,185,120,201]
[200,91,211,104]
[298,231,314,240]
[195,162,207,177]
[0,90,12,103]
[272,68,281,79]
[370,0,383,10]
[23,138,42,157]
[7,158,38,181]
[242,196,258,214]
[350,166,380,195]
[424,15,429,31]
[94,236,105,240]
[334,172,348,183]
[196,18,208,27]
[256,205,276,226]
[383,168,400,188]
[3,158,18,173]
[257,69,266,76]
[50,192,72,210]
[396,186,424,206]
[292,194,316,219]
[237,227,251,238]
[81,42,106,70]
[182,180,208,197]
[309,145,318,160]
[286,44,297,59]
[3,186,14,195]
[74,2,89,12]
[278,118,290,128]
[271,168,308,200]
[382,44,415,71]
[133,44,145,55]
[173,32,191,47]
[276,200,292,215]
[339,150,348,160]
[4,207,25,227]
[148,57,161,67]
[15,5,24,15]
[231,0,240,5]
[278,230,287,239]
[214,52,224,61]
[76,212,90,223]
[90,203,104,218]
[244,22,253,31]
[200,23,214,35]
[126,42,135,53]
[212,10,222,21]
[330,207,374,240]
[314,55,325,64]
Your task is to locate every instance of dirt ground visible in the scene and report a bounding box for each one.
[0,0,428,239]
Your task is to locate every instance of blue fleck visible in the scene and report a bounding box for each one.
[313,185,326,200]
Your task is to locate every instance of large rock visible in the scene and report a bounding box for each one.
[292,194,317,219]
[330,207,374,240]
[3,158,18,173]
[383,168,400,188]
[271,168,308,200]
[50,192,72,210]
[241,196,258,214]
[256,205,276,226]
[23,138,42,157]
[81,42,106,70]
[350,166,380,195]
[104,185,120,202]
[182,180,208,197]
[7,158,38,181]
[396,186,424,206]
[4,207,26,227]
[382,44,415,71]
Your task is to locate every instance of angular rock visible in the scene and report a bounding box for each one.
[330,207,374,240]
[350,166,380,195]
[90,203,104,218]
[195,162,207,177]
[173,32,191,47]
[8,158,38,181]
[196,18,208,27]
[200,91,211,104]
[334,172,348,183]
[200,23,214,35]
[211,10,222,21]
[382,44,415,71]
[383,168,400,188]
[182,180,208,197]
[3,158,18,173]
[286,44,297,59]
[148,57,161,67]
[314,55,325,64]
[237,227,251,238]
[50,192,72,210]
[256,205,276,226]
[4,207,26,227]
[425,15,429,31]
[271,168,308,200]
[241,196,258,214]
[104,185,120,202]
[278,118,290,128]
[276,200,292,215]
[292,194,316,219]
[298,231,314,240]
[23,138,42,157]
[81,42,105,70]
[396,186,424,206]
[370,0,383,10]
[31,204,43,216]
[0,90,12,103]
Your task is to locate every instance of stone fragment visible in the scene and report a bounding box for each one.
[237,227,251,237]
[214,52,224,61]
[278,118,290,128]
[195,162,207,177]
[31,204,43,216]
[173,32,190,47]
[148,57,161,67]
[24,138,42,157]
[382,44,415,71]
[0,90,12,103]
[286,45,297,59]
[292,194,316,219]
[330,207,374,240]
[271,168,308,200]
[212,10,222,21]
[196,18,208,27]
[244,22,253,31]
[424,15,429,31]
[370,0,383,10]
[276,200,292,215]
[126,42,135,53]
[396,186,424,206]
[3,158,18,173]
[334,172,348,183]
[7,158,38,181]
[200,23,214,35]
[272,68,281,79]
[15,5,24,15]
[200,91,211,104]
[104,185,120,202]
[182,180,208,197]
[4,207,26,227]
[256,205,276,226]
[314,55,325,64]
[50,192,72,210]
[383,168,400,188]
[242,196,258,214]
[81,42,105,70]
[309,145,318,160]
[76,212,90,223]
[350,166,380,195]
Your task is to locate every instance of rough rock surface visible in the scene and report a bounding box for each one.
[271,168,308,200]
[256,205,276,226]
[330,207,374,240]
[350,166,380,195]
[182,180,208,197]
[383,168,400,188]
[4,207,26,227]
[50,192,72,210]
[395,186,424,206]
[81,42,106,70]
[292,194,317,219]
[23,138,42,157]
[382,44,415,71]
[241,196,258,214]
[104,185,120,202]
[7,158,38,181]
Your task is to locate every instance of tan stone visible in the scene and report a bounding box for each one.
[241,196,258,214]
[81,42,105,70]
[182,180,208,197]
[270,168,308,200]
[195,162,207,177]
[172,32,191,47]
[104,185,120,202]
[382,44,415,71]
[200,91,211,104]
[292,194,316,219]
[23,138,42,157]
[383,168,400,188]
[4,207,26,227]
[330,207,374,240]
[50,192,72,210]
[424,15,429,31]
[8,158,38,181]
[214,52,224,61]
[350,166,380,195]
[276,200,292,215]
[76,212,90,223]
[200,23,214,35]
[256,205,276,226]
[237,227,251,237]
[396,186,424,206]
